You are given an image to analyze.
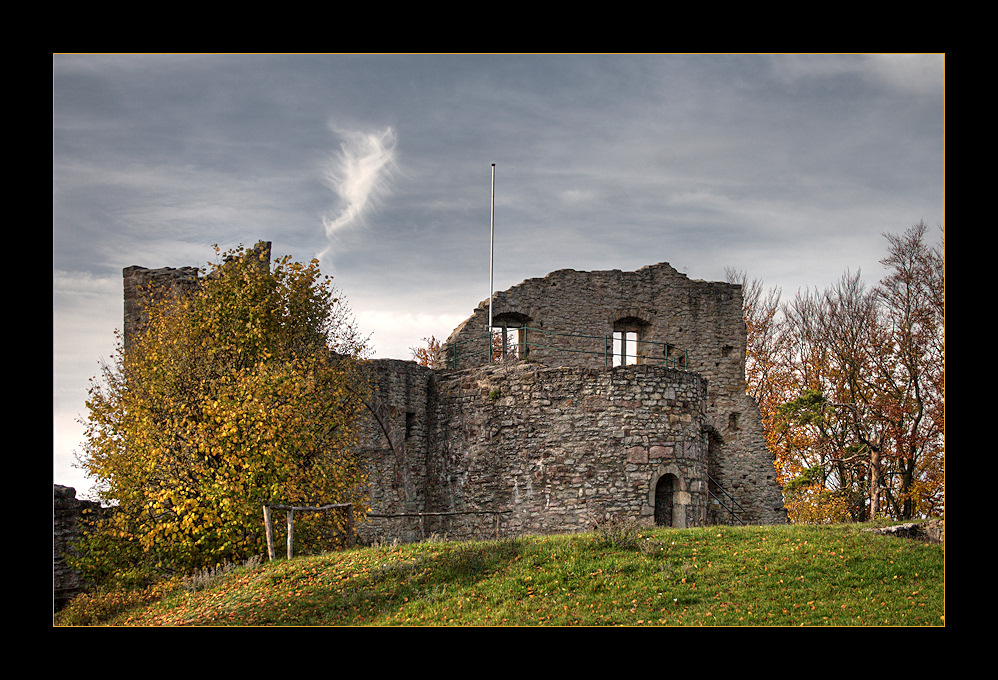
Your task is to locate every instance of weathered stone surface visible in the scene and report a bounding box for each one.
[357,262,788,541]
[864,519,944,544]
[114,248,788,547]
[436,262,787,527]
[54,485,108,610]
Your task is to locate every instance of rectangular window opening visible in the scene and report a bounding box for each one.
[405,411,415,440]
[492,327,521,362]
[613,331,639,366]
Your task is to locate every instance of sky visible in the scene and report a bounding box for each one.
[53,53,945,500]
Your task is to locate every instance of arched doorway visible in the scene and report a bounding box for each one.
[654,474,679,526]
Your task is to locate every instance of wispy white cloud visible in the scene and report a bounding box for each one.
[320,125,400,257]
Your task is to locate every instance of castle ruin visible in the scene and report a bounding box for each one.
[356,261,787,542]
[118,243,787,544]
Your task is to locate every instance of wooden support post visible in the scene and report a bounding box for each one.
[263,504,276,561]
[263,502,360,559]
[346,505,354,548]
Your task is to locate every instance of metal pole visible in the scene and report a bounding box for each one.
[489,163,495,362]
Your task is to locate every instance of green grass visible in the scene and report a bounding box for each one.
[56,521,945,626]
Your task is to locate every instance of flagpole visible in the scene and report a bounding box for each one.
[489,163,495,362]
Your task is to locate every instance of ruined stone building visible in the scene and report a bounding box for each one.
[358,261,787,543]
[117,243,787,545]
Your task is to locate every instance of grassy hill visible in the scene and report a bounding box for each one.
[56,520,944,626]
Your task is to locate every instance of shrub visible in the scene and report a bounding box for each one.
[592,515,643,550]
[55,578,181,626]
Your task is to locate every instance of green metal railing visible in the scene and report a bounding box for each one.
[708,475,747,525]
[445,326,689,370]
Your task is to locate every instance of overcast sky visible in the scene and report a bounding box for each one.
[53,53,945,499]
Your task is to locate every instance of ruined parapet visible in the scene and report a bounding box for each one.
[441,263,746,382]
[122,265,200,352]
[122,241,272,352]
[54,485,109,610]
[437,262,786,526]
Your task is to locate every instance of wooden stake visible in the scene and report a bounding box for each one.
[263,504,275,561]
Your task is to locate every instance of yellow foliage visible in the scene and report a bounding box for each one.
[783,484,852,525]
[76,243,371,581]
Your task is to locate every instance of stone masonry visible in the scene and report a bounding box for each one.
[54,485,108,609]
[433,263,787,527]
[114,248,786,548]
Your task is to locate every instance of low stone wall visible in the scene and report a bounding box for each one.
[53,485,106,610]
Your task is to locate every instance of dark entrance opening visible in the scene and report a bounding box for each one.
[655,474,678,526]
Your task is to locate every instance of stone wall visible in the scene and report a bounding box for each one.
[354,358,723,542]
[115,250,786,548]
[122,241,271,352]
[54,485,106,610]
[431,361,710,538]
[439,263,786,526]
[354,358,436,544]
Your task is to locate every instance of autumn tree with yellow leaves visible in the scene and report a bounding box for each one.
[75,243,371,584]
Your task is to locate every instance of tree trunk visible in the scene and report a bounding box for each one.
[869,448,880,519]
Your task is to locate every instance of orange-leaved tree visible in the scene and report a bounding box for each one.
[735,221,944,523]
[411,335,442,368]
[75,243,371,585]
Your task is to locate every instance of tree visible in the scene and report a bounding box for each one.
[725,268,787,454]
[75,243,371,582]
[739,222,944,523]
[411,335,442,368]
[871,220,945,518]
[490,327,520,363]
